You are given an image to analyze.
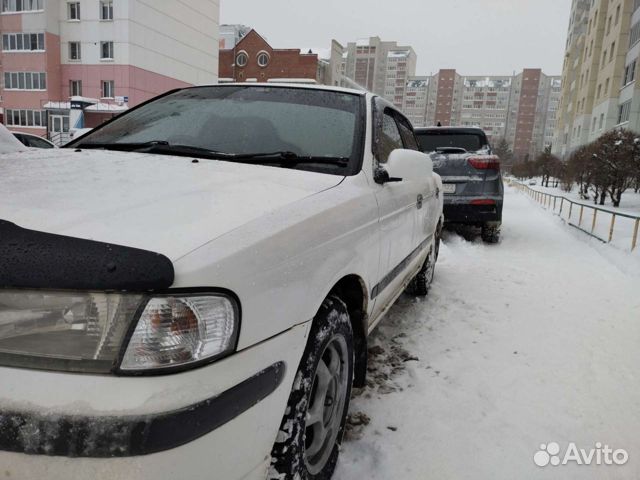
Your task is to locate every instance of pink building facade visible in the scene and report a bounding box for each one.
[1,0,218,143]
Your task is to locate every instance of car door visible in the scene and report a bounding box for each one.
[370,102,423,320]
[396,115,438,248]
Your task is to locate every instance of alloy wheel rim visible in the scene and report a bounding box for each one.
[304,334,349,475]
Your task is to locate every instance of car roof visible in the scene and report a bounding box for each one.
[191,82,368,98]
[415,126,488,135]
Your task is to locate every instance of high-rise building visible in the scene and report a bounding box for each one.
[339,37,416,106]
[408,69,560,160]
[402,76,430,127]
[1,0,219,144]
[553,0,635,158]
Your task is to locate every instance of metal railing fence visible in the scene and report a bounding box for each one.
[510,180,639,252]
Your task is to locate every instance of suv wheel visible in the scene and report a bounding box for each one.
[481,223,501,244]
[269,295,354,480]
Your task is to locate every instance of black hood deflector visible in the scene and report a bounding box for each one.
[0,220,174,291]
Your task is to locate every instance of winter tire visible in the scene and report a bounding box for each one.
[408,227,440,297]
[269,295,354,480]
[481,223,500,244]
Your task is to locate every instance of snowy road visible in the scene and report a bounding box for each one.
[335,186,640,480]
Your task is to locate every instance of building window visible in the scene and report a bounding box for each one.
[617,101,631,124]
[1,0,43,12]
[615,5,621,25]
[3,71,46,90]
[100,1,113,20]
[610,42,615,62]
[68,2,80,20]
[630,22,640,48]
[2,33,45,51]
[69,41,81,60]
[624,60,637,85]
[100,41,114,60]
[599,113,605,129]
[4,109,47,127]
[69,79,82,96]
[235,51,248,67]
[257,51,270,67]
[101,80,114,98]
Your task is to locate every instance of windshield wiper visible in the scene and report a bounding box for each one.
[74,143,349,167]
[75,140,171,151]
[227,151,350,167]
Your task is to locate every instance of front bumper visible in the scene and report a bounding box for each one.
[442,196,503,224]
[0,322,311,480]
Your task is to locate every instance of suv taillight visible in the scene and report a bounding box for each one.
[468,156,500,170]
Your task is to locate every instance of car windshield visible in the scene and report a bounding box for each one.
[71,86,364,175]
[416,131,487,153]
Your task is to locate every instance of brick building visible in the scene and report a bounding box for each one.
[219,29,318,83]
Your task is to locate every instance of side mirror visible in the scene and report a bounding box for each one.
[376,149,432,185]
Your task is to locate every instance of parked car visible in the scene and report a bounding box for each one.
[12,132,56,149]
[415,126,504,243]
[529,179,537,186]
[0,84,444,480]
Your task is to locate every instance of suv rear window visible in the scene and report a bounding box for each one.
[416,130,487,153]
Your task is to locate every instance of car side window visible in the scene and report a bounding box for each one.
[28,136,54,148]
[396,116,419,151]
[378,110,403,163]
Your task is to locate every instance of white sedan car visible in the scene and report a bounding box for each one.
[0,84,443,480]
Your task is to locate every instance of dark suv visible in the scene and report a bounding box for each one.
[415,127,503,243]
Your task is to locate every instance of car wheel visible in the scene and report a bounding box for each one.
[408,228,440,297]
[481,223,501,244]
[269,295,354,480]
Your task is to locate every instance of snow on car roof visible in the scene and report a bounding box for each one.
[198,82,369,97]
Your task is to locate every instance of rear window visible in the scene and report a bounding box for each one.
[416,131,487,153]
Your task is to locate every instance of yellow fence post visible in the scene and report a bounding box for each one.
[591,209,598,233]
[608,214,616,243]
[579,205,584,227]
[633,219,639,252]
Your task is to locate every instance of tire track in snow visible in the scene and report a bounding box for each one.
[336,188,640,480]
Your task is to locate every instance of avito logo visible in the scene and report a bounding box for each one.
[534,442,629,467]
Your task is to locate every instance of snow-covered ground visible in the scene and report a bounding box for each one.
[335,186,640,480]
[514,179,640,254]
[525,178,640,217]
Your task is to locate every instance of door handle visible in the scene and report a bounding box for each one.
[417,194,423,210]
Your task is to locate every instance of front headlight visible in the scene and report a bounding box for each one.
[0,289,239,374]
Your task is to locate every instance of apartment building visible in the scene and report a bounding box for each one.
[339,36,416,103]
[553,0,635,157]
[1,0,218,143]
[403,69,560,160]
[402,76,430,127]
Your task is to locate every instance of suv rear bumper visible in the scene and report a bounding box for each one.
[443,197,503,225]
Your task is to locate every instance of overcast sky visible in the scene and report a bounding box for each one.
[220,0,571,76]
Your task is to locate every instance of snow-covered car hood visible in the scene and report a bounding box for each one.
[0,149,343,261]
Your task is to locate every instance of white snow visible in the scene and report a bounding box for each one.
[0,123,27,153]
[519,179,640,253]
[336,187,640,479]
